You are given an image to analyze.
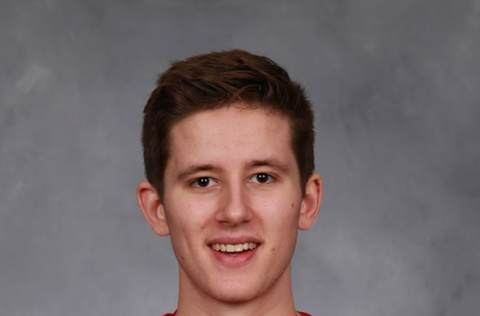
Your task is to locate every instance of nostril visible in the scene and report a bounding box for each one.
[216,205,253,224]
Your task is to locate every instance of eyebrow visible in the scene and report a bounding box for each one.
[176,164,221,181]
[247,159,291,174]
[176,158,290,181]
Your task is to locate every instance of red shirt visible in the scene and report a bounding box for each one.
[163,311,311,316]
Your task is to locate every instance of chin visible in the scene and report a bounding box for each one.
[207,281,264,304]
[211,290,258,304]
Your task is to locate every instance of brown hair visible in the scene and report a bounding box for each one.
[142,49,315,195]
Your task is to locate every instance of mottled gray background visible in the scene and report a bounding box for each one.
[1,0,479,315]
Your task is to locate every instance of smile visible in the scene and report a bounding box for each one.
[210,242,258,253]
[208,240,261,267]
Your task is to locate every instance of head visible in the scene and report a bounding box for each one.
[141,49,315,197]
[137,49,322,307]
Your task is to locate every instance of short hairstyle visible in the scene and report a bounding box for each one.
[142,49,315,196]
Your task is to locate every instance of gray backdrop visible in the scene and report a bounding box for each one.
[1,0,479,315]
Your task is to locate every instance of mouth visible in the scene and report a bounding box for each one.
[210,242,258,253]
[207,241,261,267]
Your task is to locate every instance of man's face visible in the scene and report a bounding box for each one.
[148,104,316,303]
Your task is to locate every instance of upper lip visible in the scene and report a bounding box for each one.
[207,236,262,245]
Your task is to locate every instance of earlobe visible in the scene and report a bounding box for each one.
[136,181,170,236]
[298,173,323,230]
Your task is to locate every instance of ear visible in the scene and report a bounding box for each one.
[298,173,323,230]
[136,180,170,236]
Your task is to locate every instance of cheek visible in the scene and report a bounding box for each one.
[165,192,218,238]
[253,192,301,255]
[254,194,300,232]
[166,199,209,266]
[259,198,299,266]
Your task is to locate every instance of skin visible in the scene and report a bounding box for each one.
[137,104,322,316]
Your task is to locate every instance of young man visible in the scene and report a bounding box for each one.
[136,49,323,316]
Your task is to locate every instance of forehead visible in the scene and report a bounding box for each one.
[167,105,295,170]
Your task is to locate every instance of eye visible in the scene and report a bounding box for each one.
[191,176,217,188]
[250,172,275,184]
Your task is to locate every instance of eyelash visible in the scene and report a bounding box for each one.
[250,173,275,184]
[189,173,276,188]
[190,177,217,188]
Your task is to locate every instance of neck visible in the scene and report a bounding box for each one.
[176,265,298,316]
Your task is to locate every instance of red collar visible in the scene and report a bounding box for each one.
[163,311,312,316]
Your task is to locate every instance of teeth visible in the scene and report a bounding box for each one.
[211,242,258,253]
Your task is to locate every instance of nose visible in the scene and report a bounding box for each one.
[215,182,253,225]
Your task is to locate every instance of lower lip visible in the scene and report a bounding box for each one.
[209,246,259,268]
